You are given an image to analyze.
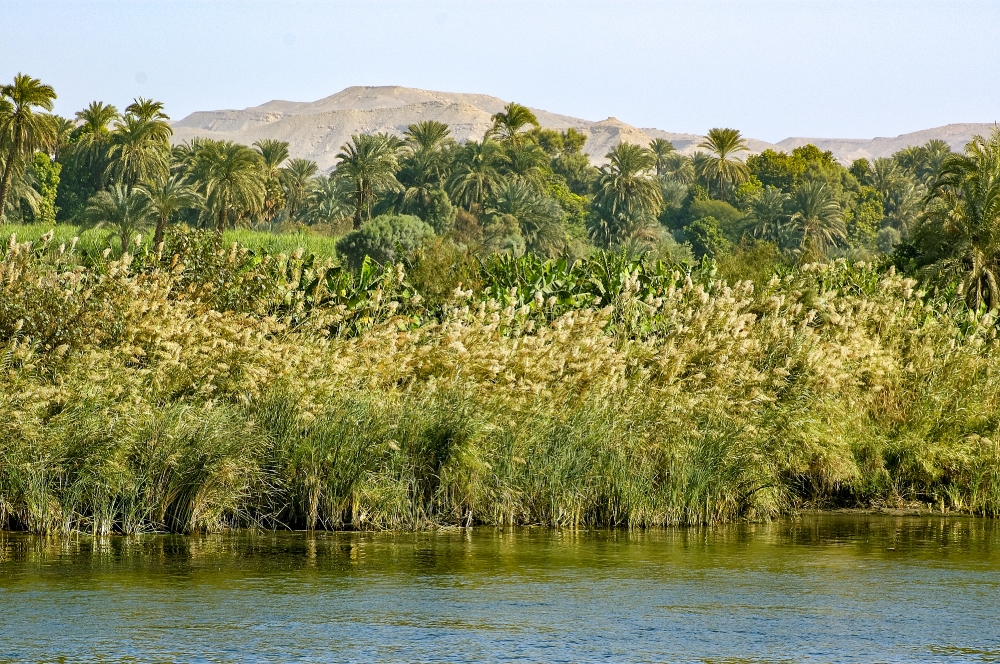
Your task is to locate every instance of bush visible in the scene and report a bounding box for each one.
[336,214,434,267]
[685,216,731,259]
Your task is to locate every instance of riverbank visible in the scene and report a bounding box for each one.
[2,231,1000,534]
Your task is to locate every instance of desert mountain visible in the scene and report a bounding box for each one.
[171,86,996,170]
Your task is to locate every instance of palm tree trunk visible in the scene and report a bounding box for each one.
[0,135,22,224]
[153,214,167,248]
[216,191,229,235]
[354,181,364,229]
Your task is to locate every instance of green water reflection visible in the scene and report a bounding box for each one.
[1,515,998,662]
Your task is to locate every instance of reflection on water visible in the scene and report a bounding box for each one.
[1,516,999,663]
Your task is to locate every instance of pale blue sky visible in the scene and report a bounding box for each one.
[2,1,997,142]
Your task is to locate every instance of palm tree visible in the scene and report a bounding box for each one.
[487,178,565,256]
[72,101,120,188]
[920,129,1000,311]
[281,158,318,222]
[505,141,549,189]
[105,114,170,192]
[871,157,906,202]
[334,133,403,229]
[138,174,201,247]
[787,180,845,254]
[85,184,154,253]
[0,73,57,224]
[405,120,454,154]
[302,174,352,226]
[589,142,662,247]
[487,102,539,144]
[448,139,506,210]
[191,140,266,233]
[399,121,454,217]
[649,138,676,176]
[662,152,695,184]
[745,186,790,244]
[697,128,750,198]
[253,139,290,224]
[49,115,76,161]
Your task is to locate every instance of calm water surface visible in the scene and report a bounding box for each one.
[1,515,999,663]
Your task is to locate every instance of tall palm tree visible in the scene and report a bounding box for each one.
[72,101,120,187]
[302,174,352,226]
[662,152,695,184]
[921,129,1000,311]
[871,157,906,202]
[253,139,290,224]
[138,174,201,247]
[487,102,539,144]
[697,127,750,198]
[787,180,845,254]
[334,133,403,229]
[191,140,266,233]
[405,120,453,154]
[49,115,76,161]
[589,142,662,247]
[649,138,676,176]
[85,184,154,253]
[105,114,170,192]
[448,139,506,210]
[745,186,790,244]
[0,73,57,224]
[281,158,318,222]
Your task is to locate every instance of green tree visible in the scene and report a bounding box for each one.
[334,133,403,229]
[336,213,434,267]
[449,139,506,209]
[487,102,539,145]
[488,178,565,257]
[138,174,201,247]
[748,149,806,192]
[281,158,318,222]
[589,142,662,247]
[697,128,750,198]
[191,140,266,233]
[745,186,790,244]
[0,73,57,224]
[27,152,61,225]
[85,184,154,253]
[686,215,730,258]
[787,180,846,254]
[649,138,676,176]
[105,114,170,192]
[253,139,290,225]
[915,129,1000,311]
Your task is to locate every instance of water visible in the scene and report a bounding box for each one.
[1,515,999,663]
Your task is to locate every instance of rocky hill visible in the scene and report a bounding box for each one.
[171,85,996,170]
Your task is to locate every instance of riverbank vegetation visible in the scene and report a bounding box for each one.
[2,74,1000,533]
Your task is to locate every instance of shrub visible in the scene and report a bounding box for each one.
[336,214,434,267]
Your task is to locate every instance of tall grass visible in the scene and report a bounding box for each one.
[1,229,999,534]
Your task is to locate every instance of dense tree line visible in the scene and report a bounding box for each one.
[3,72,1000,310]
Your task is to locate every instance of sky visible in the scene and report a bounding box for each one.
[2,0,998,143]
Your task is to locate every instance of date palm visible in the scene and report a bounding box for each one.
[105,114,170,192]
[281,158,318,222]
[138,174,201,248]
[334,133,403,229]
[505,141,549,190]
[72,101,120,186]
[649,138,676,176]
[697,128,749,198]
[921,129,1000,311]
[787,180,845,254]
[487,178,565,256]
[85,184,155,253]
[0,73,57,224]
[745,186,790,244]
[487,102,539,145]
[253,139,290,224]
[191,140,266,234]
[448,138,506,209]
[589,142,662,247]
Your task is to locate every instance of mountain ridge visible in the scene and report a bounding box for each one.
[171,85,998,171]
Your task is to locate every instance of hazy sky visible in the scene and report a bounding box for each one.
[2,1,997,142]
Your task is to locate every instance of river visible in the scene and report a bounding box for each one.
[1,515,998,662]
